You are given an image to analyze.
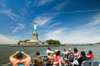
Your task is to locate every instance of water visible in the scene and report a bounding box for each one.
[0,44,100,64]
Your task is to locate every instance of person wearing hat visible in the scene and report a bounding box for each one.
[9,51,32,66]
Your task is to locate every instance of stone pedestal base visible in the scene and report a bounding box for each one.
[21,40,42,46]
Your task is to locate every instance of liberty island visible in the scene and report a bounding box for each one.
[18,22,42,46]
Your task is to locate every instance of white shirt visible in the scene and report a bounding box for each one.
[46,49,53,54]
[72,60,79,65]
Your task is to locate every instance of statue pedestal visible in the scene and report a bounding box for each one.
[32,32,38,40]
[25,40,41,45]
[22,32,42,46]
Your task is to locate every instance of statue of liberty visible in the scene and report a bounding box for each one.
[32,22,38,32]
[32,22,38,40]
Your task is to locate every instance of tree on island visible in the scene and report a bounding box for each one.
[96,42,100,44]
[24,39,30,42]
[17,40,23,45]
[46,39,61,46]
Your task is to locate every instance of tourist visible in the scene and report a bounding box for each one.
[63,49,68,58]
[33,52,43,66]
[63,49,70,66]
[73,48,80,59]
[53,51,63,66]
[78,51,88,66]
[9,51,32,66]
[46,53,53,66]
[66,48,74,62]
[86,50,94,60]
[64,59,71,66]
[46,47,54,55]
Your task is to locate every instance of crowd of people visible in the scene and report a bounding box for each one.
[45,47,94,66]
[9,48,94,66]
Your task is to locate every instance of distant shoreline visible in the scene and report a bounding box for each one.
[0,43,99,47]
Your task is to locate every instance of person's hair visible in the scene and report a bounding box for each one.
[36,52,40,56]
[64,49,66,51]
[56,51,60,56]
[74,48,78,53]
[81,51,86,56]
[48,47,51,50]
[14,51,24,59]
[88,50,92,54]
[48,53,51,56]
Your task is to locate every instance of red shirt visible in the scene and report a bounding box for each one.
[86,53,94,60]
[53,55,62,64]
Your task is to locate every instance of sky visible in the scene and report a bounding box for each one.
[0,0,100,44]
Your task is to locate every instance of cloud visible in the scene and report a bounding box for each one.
[12,23,25,33]
[43,13,100,44]
[53,0,70,11]
[0,9,18,22]
[33,10,60,26]
[0,34,17,44]
[33,16,53,26]
[43,28,68,42]
[18,7,28,17]
[46,9,100,15]
[24,0,53,8]
[44,27,100,44]
[64,13,100,44]
[90,13,100,25]
[63,28,100,44]
[33,0,53,7]
[78,13,100,29]
[49,22,61,28]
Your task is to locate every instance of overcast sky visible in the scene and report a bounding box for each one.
[0,0,100,44]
